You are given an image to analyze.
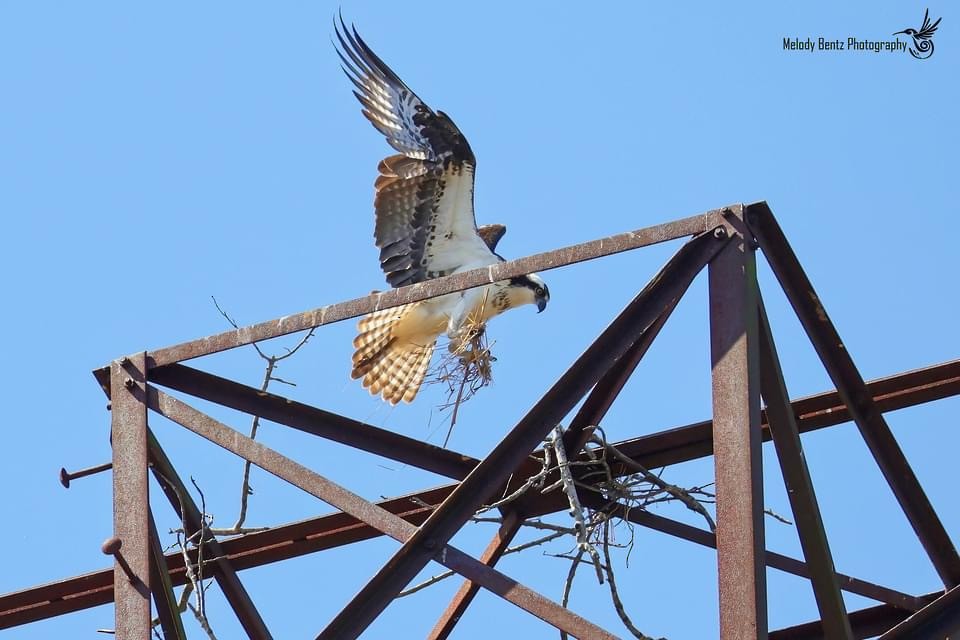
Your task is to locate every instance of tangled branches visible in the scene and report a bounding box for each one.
[425,313,496,446]
[400,424,724,640]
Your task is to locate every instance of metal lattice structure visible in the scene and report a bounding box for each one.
[2,202,958,639]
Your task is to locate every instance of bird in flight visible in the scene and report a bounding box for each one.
[334,19,550,405]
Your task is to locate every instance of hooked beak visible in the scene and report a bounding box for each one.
[536,297,547,313]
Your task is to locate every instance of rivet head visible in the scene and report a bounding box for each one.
[101,536,123,556]
[123,377,135,389]
[713,227,728,239]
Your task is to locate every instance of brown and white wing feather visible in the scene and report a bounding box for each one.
[335,19,497,289]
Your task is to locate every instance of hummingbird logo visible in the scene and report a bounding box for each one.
[894,9,942,59]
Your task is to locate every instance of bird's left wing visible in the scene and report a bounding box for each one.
[335,19,494,288]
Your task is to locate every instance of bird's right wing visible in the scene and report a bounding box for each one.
[335,19,492,288]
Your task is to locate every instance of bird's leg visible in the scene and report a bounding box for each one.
[446,288,487,342]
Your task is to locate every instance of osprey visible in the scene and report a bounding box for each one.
[335,21,550,405]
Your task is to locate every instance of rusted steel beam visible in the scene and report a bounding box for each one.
[6,359,956,628]
[768,592,942,640]
[319,228,731,639]
[758,298,852,638]
[148,432,273,640]
[428,512,525,639]
[148,509,187,640]
[430,299,679,639]
[94,353,960,499]
[147,386,620,640]
[878,584,960,639]
[585,495,926,612]
[708,223,767,639]
[110,353,151,639]
[747,201,960,588]
[563,296,678,455]
[140,210,716,367]
[149,363,476,481]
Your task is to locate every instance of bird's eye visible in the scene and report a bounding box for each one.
[535,287,544,296]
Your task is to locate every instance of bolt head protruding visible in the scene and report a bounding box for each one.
[59,467,71,489]
[123,377,135,389]
[713,227,728,239]
[101,536,123,556]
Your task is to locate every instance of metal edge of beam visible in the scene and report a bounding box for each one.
[758,296,852,638]
[316,226,732,639]
[90,354,960,492]
[747,200,960,588]
[581,494,927,612]
[427,512,525,640]
[140,209,720,367]
[148,363,478,482]
[5,359,956,628]
[878,584,960,639]
[768,591,943,640]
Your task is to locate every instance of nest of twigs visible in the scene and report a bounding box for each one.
[424,314,496,444]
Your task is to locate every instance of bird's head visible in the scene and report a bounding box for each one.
[509,273,550,313]
[893,28,917,36]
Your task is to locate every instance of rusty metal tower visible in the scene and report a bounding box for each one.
[1,202,958,639]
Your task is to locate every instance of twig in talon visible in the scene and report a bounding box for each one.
[424,304,497,446]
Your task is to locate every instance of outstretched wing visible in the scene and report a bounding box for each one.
[335,19,495,288]
[918,9,941,38]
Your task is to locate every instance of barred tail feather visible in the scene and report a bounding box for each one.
[351,305,437,404]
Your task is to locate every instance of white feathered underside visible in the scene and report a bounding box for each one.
[424,165,498,276]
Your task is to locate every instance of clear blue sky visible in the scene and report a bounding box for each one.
[1,2,957,638]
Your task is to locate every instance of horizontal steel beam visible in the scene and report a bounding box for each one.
[89,209,718,372]
[878,584,960,639]
[4,359,957,628]
[769,592,942,640]
[584,495,925,612]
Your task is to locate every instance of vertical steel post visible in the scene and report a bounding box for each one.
[709,213,767,639]
[110,353,151,639]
